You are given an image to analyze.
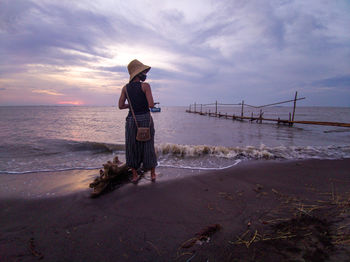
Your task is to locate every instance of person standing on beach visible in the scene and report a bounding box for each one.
[118,59,158,183]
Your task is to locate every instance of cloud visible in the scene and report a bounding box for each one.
[32,89,63,96]
[312,75,350,88]
[0,0,349,106]
[97,66,127,73]
[0,0,117,75]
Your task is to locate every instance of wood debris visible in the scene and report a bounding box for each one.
[89,156,130,198]
[29,237,44,260]
[181,224,222,249]
[229,182,350,260]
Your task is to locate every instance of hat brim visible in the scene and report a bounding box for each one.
[129,65,151,82]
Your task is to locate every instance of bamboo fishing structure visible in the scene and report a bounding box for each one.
[186,92,350,128]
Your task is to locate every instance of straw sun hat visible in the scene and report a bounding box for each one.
[127,59,151,82]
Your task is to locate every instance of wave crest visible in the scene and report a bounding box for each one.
[156,143,350,160]
[67,141,125,153]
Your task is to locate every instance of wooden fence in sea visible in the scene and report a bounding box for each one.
[186,92,350,128]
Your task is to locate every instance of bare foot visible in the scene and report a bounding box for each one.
[131,176,140,184]
[150,167,157,182]
[151,173,156,182]
[131,168,139,184]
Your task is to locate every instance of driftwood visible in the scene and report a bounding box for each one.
[89,156,130,198]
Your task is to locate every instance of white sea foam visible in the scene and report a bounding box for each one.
[158,159,242,170]
[0,166,101,175]
[155,143,350,160]
[2,142,350,175]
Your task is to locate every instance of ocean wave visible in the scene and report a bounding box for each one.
[66,140,125,153]
[155,143,350,160]
[61,141,350,160]
[1,142,349,175]
[0,166,101,175]
[0,139,126,158]
[158,160,242,170]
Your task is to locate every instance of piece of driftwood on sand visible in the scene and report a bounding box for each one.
[89,156,130,198]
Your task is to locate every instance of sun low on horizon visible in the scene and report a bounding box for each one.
[57,101,85,106]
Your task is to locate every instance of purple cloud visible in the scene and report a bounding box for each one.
[0,0,349,106]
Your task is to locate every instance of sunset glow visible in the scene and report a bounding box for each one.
[57,101,84,106]
[0,0,349,106]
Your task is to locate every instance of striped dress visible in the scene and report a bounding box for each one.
[125,83,157,169]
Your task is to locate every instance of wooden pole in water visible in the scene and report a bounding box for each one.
[259,109,263,124]
[291,91,298,126]
[241,100,244,118]
[194,102,196,113]
[201,104,202,113]
[289,112,292,126]
[186,102,350,128]
[215,100,218,116]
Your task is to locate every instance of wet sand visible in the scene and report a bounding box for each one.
[1,159,350,261]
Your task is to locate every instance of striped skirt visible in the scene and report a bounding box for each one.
[125,113,158,169]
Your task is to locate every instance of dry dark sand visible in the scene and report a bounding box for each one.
[1,159,350,262]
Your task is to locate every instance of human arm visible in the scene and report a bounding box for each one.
[118,85,129,110]
[141,82,154,108]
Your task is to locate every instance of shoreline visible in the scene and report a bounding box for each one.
[1,158,349,199]
[1,159,350,261]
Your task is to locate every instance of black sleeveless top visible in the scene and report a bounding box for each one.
[126,82,149,116]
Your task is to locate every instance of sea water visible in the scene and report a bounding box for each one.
[0,106,349,174]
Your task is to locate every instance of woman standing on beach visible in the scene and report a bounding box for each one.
[118,59,158,183]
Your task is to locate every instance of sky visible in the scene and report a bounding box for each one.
[0,0,350,107]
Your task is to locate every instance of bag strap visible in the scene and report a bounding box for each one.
[125,84,152,128]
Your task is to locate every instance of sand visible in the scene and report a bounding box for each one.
[1,159,350,261]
